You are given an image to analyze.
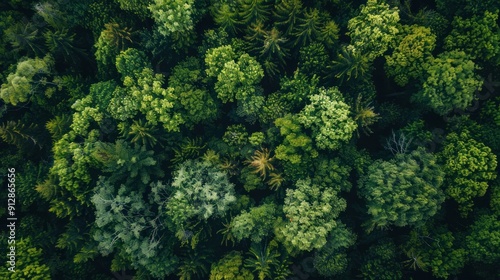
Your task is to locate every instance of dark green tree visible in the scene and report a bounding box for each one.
[358,148,445,231]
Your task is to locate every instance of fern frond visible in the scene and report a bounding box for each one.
[0,120,39,148]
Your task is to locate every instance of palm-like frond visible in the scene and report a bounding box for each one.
[246,148,275,178]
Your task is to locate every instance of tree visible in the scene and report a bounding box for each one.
[245,148,275,178]
[91,178,178,278]
[111,48,185,131]
[440,131,497,215]
[277,70,319,112]
[311,156,351,192]
[0,238,50,280]
[0,120,39,150]
[274,114,318,165]
[444,10,500,64]
[276,178,346,253]
[359,239,403,280]
[37,130,100,218]
[166,159,237,229]
[92,140,163,185]
[291,8,323,48]
[358,148,445,231]
[385,25,436,86]
[273,0,303,36]
[115,0,152,18]
[244,241,290,280]
[94,22,133,77]
[205,45,264,120]
[168,57,219,126]
[149,0,196,36]
[313,224,356,277]
[412,50,483,116]
[210,251,253,280]
[330,45,371,83]
[297,87,357,150]
[466,213,500,264]
[403,225,466,278]
[70,80,117,137]
[298,42,329,78]
[238,0,271,25]
[0,55,53,105]
[347,0,400,61]
[231,203,278,243]
[4,21,45,57]
[211,3,240,35]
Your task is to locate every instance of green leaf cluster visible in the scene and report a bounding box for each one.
[358,148,445,230]
[441,131,497,215]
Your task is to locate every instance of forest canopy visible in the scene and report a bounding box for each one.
[0,0,499,279]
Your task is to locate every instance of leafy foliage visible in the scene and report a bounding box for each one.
[0,55,53,105]
[297,87,357,150]
[3,0,500,279]
[231,203,277,243]
[313,224,356,277]
[0,238,50,280]
[403,225,466,278]
[359,239,403,280]
[274,114,317,165]
[277,178,347,252]
[466,213,500,264]
[92,178,178,278]
[166,159,237,227]
[444,10,500,64]
[210,251,253,280]
[347,0,400,61]
[385,25,436,86]
[412,50,483,116]
[149,0,196,36]
[92,140,163,185]
[440,131,497,215]
[358,148,445,230]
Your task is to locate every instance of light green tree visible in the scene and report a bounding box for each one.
[444,10,500,64]
[149,0,196,36]
[274,114,318,165]
[440,131,497,215]
[412,50,483,116]
[1,55,53,105]
[205,45,264,120]
[111,48,185,131]
[385,25,436,86]
[347,0,400,61]
[297,87,357,150]
[209,251,254,280]
[276,178,346,253]
[231,203,278,243]
[0,238,51,280]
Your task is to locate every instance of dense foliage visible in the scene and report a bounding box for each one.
[1,0,499,279]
